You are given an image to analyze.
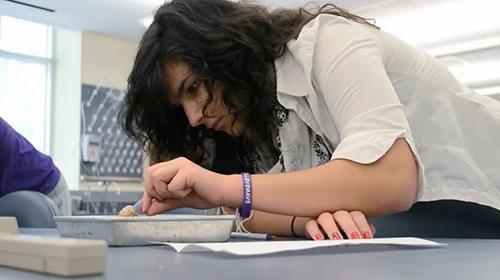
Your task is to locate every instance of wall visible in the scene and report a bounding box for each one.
[51,29,143,192]
[81,32,137,90]
[80,32,143,192]
[51,27,82,191]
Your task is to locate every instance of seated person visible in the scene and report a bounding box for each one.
[0,117,71,216]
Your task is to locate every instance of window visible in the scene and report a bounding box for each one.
[0,16,52,152]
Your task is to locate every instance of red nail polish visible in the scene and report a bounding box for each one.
[332,233,341,240]
[363,232,372,239]
[315,233,323,240]
[351,232,360,239]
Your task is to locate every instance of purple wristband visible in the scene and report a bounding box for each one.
[239,172,252,218]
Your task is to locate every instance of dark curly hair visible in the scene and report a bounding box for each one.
[121,0,377,167]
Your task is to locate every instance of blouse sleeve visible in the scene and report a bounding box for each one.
[311,19,424,188]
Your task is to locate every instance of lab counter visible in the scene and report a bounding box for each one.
[0,229,499,279]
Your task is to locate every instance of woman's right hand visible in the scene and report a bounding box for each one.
[304,211,375,240]
[141,157,228,215]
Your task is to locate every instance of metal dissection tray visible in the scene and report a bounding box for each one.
[54,215,235,246]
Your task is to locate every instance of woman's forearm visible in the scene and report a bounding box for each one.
[242,210,309,237]
[221,139,419,217]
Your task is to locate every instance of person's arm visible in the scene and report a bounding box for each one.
[223,207,305,237]
[237,209,375,240]
[243,210,308,237]
[221,138,418,218]
[141,140,417,219]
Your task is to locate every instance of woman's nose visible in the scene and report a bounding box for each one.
[183,103,204,127]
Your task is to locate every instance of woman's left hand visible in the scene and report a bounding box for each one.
[141,157,227,215]
[304,211,375,240]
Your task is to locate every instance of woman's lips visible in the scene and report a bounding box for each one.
[214,116,223,131]
[205,117,219,129]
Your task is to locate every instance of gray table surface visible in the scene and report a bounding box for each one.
[1,229,499,280]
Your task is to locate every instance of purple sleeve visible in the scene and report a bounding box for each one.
[0,117,60,196]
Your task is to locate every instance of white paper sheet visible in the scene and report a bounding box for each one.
[163,237,445,256]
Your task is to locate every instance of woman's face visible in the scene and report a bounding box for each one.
[163,58,245,136]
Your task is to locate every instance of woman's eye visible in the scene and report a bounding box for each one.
[187,80,200,95]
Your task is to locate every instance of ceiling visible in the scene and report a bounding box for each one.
[1,0,500,93]
[0,0,163,43]
[0,0,457,43]
[1,0,499,50]
[1,0,500,48]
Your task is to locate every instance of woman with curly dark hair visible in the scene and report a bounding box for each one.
[121,0,500,239]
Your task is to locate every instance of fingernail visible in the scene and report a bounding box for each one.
[351,232,361,239]
[315,233,323,240]
[363,232,372,239]
[331,233,342,240]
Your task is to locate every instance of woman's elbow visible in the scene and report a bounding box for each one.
[389,163,419,213]
[391,177,418,213]
[378,139,420,214]
[372,174,417,216]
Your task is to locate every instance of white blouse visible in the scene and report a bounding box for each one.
[273,14,500,210]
